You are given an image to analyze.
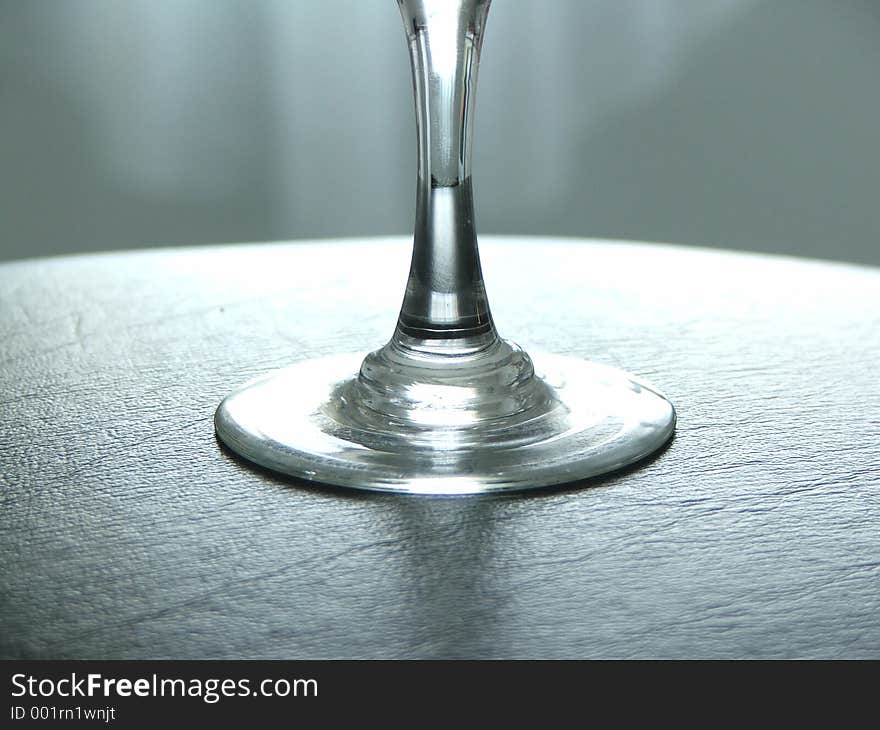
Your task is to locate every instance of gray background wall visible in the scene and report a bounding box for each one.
[2,0,878,265]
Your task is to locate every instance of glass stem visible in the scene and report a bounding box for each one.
[394,0,496,351]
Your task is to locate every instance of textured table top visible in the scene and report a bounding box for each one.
[1,236,878,659]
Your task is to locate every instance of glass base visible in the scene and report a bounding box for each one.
[215,344,675,495]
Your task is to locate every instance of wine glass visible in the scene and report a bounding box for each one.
[215,0,675,494]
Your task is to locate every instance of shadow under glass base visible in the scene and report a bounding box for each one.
[215,345,675,495]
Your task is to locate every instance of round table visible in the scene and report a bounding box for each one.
[1,237,878,658]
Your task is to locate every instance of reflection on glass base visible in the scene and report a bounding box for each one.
[215,345,675,495]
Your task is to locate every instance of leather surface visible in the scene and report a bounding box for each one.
[1,237,878,658]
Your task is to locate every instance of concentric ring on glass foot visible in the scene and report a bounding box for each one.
[215,352,675,495]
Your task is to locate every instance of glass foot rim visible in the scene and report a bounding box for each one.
[215,352,675,495]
